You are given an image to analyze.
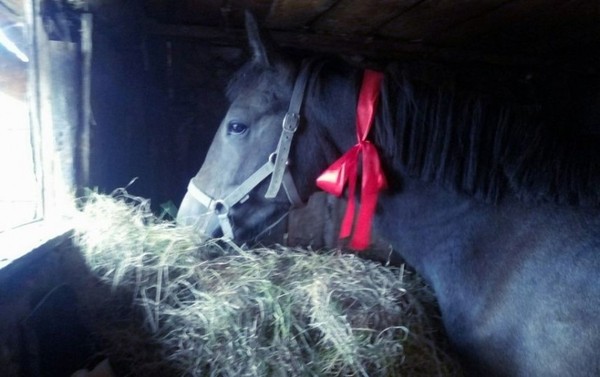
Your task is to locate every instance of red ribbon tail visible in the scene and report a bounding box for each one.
[349,143,386,250]
[348,192,378,249]
[339,166,357,239]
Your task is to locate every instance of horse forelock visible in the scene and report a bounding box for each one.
[226,61,296,104]
[371,63,600,207]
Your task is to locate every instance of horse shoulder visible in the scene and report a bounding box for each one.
[450,203,600,376]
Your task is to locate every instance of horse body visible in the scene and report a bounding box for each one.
[375,179,600,376]
[177,14,600,376]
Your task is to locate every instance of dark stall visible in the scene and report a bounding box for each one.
[1,1,599,376]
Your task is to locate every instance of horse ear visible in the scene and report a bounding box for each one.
[245,10,271,67]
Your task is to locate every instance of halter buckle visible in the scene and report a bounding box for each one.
[282,112,300,132]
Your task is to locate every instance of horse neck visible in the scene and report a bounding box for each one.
[304,61,362,152]
[287,61,363,198]
[374,176,490,288]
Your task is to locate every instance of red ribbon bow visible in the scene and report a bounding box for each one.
[316,70,387,250]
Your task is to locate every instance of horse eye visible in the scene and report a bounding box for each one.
[227,122,248,135]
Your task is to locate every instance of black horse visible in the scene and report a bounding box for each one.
[178,14,600,377]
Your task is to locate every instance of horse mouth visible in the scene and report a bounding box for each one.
[177,196,288,245]
[234,202,290,244]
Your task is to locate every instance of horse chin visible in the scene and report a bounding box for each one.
[230,201,289,245]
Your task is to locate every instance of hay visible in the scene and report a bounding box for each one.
[73,190,462,376]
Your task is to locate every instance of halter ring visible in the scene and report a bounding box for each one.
[268,152,277,164]
[213,199,230,216]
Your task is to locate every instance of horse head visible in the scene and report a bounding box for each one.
[177,13,355,243]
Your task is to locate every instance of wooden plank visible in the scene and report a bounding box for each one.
[48,41,79,190]
[79,13,93,188]
[143,0,273,28]
[225,0,274,26]
[417,0,561,47]
[145,0,223,26]
[144,19,550,67]
[458,0,599,57]
[266,0,339,29]
[313,0,421,35]
[379,0,508,41]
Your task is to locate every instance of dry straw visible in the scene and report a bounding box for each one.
[73,190,461,376]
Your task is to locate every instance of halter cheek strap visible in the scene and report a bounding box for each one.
[265,58,317,199]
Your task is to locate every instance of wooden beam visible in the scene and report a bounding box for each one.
[379,0,508,42]
[266,0,338,29]
[313,0,420,35]
[418,0,555,47]
[144,0,223,26]
[144,19,550,67]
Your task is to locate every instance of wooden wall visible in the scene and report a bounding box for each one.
[87,6,246,210]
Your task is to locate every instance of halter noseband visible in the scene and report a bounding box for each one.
[184,59,315,239]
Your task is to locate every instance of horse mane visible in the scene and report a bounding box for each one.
[366,61,600,206]
[226,56,599,207]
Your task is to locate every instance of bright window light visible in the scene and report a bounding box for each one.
[0,3,75,267]
[0,91,42,233]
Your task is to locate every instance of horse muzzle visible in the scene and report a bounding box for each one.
[176,190,223,238]
[178,146,305,242]
[177,185,290,244]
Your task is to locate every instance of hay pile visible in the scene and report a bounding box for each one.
[73,191,461,376]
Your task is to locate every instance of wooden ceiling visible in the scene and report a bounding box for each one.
[143,0,600,68]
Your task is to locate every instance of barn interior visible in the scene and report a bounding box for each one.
[0,0,599,376]
[93,0,600,209]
